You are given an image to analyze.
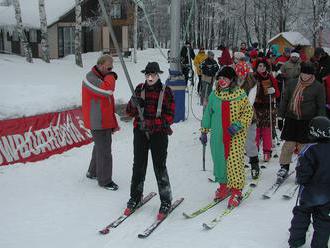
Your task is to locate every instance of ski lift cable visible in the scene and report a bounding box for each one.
[132,0,167,60]
[98,0,150,139]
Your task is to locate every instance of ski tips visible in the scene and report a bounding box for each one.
[202,223,213,230]
[99,228,110,235]
[182,212,192,219]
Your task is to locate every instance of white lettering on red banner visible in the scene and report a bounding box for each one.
[0,108,92,166]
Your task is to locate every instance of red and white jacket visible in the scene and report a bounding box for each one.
[82,66,118,130]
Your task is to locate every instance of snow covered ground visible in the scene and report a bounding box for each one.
[0,49,313,248]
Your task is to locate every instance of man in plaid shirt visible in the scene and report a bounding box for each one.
[125,62,175,220]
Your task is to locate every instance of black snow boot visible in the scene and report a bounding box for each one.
[249,156,260,180]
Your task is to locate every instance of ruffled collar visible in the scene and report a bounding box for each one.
[215,87,247,101]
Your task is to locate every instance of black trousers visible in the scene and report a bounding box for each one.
[289,201,330,248]
[130,128,172,204]
[88,129,113,186]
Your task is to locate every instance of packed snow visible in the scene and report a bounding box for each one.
[0,49,315,248]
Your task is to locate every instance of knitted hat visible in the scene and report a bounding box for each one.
[300,62,315,75]
[207,51,215,57]
[290,52,300,58]
[217,66,237,80]
[314,47,325,57]
[234,52,245,60]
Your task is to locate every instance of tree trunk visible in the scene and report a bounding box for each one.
[38,0,50,63]
[133,2,138,63]
[12,0,33,63]
[75,0,83,67]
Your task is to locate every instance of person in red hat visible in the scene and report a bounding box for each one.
[125,62,175,220]
[200,66,253,208]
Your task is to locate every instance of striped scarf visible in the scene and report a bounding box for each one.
[290,75,315,119]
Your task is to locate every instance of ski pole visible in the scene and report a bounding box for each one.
[98,0,149,139]
[202,143,206,171]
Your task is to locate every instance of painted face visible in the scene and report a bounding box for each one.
[257,63,266,73]
[218,77,231,89]
[145,72,159,85]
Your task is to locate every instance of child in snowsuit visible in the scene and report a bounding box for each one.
[288,116,330,248]
[200,66,253,208]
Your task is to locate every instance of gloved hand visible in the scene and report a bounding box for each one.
[228,122,243,137]
[131,96,145,108]
[267,87,275,95]
[105,71,118,80]
[277,118,284,131]
[199,132,207,145]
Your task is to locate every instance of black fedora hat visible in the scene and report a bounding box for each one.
[141,62,164,74]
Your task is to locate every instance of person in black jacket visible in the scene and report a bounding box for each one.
[199,51,219,105]
[180,41,196,83]
[277,62,326,181]
[288,116,330,248]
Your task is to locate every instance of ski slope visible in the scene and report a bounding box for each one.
[0,49,314,248]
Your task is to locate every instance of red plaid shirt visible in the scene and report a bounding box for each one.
[126,80,175,135]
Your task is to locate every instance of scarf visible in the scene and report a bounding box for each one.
[290,75,315,119]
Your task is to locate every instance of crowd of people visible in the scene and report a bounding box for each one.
[181,41,330,247]
[81,40,330,246]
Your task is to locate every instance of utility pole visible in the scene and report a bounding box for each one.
[167,0,186,123]
[169,0,180,72]
[133,2,138,63]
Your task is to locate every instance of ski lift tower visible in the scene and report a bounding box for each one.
[167,0,187,123]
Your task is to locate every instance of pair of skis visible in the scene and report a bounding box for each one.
[99,192,184,238]
[262,171,295,199]
[184,177,260,230]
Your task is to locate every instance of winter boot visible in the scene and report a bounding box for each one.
[263,152,271,162]
[228,188,243,208]
[86,171,96,180]
[251,163,260,180]
[249,156,260,180]
[157,201,172,220]
[277,164,289,183]
[124,196,142,216]
[102,181,119,191]
[214,183,230,201]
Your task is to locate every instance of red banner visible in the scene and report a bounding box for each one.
[0,108,93,166]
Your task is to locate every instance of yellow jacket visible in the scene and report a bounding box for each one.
[194,52,207,76]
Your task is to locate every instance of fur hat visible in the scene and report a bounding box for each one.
[300,61,315,75]
[217,66,237,81]
[234,52,245,60]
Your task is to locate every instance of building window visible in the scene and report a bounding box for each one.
[30,29,37,43]
[58,27,75,57]
[111,3,122,19]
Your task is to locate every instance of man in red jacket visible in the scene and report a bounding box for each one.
[82,55,119,190]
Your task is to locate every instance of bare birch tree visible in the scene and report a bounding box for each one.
[12,0,33,63]
[38,0,50,63]
[75,0,83,67]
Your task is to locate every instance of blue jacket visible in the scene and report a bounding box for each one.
[297,143,330,207]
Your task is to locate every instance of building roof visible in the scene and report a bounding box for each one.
[268,32,311,46]
[0,0,76,29]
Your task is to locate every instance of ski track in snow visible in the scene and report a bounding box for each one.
[0,49,318,248]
